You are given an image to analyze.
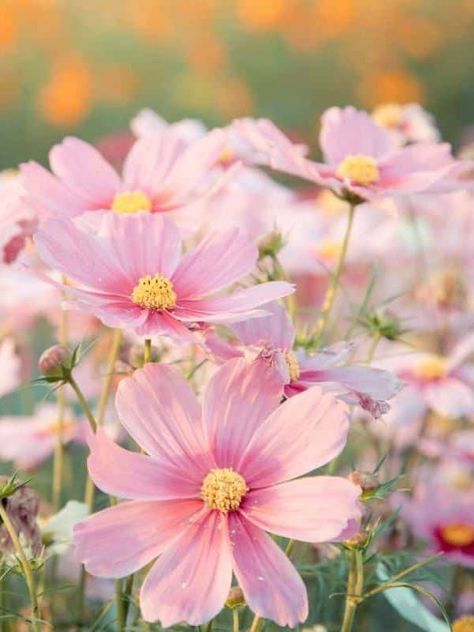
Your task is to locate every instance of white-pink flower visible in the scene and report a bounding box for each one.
[73,359,360,627]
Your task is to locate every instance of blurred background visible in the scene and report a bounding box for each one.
[1,0,474,170]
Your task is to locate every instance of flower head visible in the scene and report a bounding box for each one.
[73,359,360,627]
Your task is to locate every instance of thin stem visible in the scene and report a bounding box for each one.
[340,549,364,632]
[233,609,239,632]
[52,305,69,511]
[96,328,122,427]
[0,503,40,632]
[68,376,97,433]
[143,338,152,364]
[116,573,134,631]
[314,202,357,343]
[203,621,213,632]
[365,334,381,365]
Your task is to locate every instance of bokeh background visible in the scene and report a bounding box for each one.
[1,0,474,170]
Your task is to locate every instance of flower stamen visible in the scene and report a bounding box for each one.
[414,354,447,381]
[284,350,300,382]
[131,274,177,311]
[336,155,380,185]
[201,468,248,513]
[112,190,152,214]
[440,523,474,548]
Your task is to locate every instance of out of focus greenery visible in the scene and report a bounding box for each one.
[0,0,474,169]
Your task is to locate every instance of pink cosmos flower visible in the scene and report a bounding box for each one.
[371,103,440,146]
[401,479,474,568]
[20,128,233,220]
[0,403,86,470]
[0,337,20,399]
[34,213,294,339]
[73,359,361,627]
[206,302,402,418]
[384,334,474,419]
[232,107,470,203]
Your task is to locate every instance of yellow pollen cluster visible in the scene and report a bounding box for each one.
[47,419,74,435]
[284,350,300,382]
[440,523,474,548]
[131,275,177,311]
[112,190,152,214]
[453,616,474,632]
[336,154,380,186]
[317,240,343,262]
[414,354,447,381]
[372,103,403,129]
[201,468,248,513]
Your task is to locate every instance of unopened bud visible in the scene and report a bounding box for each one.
[258,230,285,259]
[225,586,245,609]
[349,471,379,492]
[344,531,366,549]
[39,345,70,378]
[363,308,403,341]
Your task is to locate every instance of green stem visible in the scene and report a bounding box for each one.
[143,338,152,364]
[116,574,134,631]
[52,304,69,511]
[68,376,97,433]
[314,202,357,343]
[232,608,239,632]
[0,503,40,632]
[340,549,364,632]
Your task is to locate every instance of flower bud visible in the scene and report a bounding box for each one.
[349,471,379,492]
[38,345,71,378]
[258,230,285,259]
[344,531,367,549]
[225,586,245,609]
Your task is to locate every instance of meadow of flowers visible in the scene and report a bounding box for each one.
[0,98,473,632]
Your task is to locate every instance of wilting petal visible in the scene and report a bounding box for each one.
[242,477,361,542]
[49,137,121,206]
[140,511,232,626]
[239,386,349,487]
[116,364,211,475]
[202,358,282,468]
[229,512,307,628]
[172,229,257,298]
[87,429,201,500]
[73,499,202,577]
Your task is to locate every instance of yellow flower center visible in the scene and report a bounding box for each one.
[47,419,74,435]
[453,616,474,632]
[440,523,474,548]
[131,275,177,310]
[372,103,403,129]
[317,240,343,262]
[414,354,447,380]
[201,468,248,513]
[112,190,152,214]
[336,155,380,185]
[284,350,300,382]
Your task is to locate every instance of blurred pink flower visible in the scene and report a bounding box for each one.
[0,172,38,264]
[20,128,234,219]
[73,359,360,627]
[371,103,440,146]
[34,213,294,339]
[0,337,20,399]
[232,107,470,203]
[206,302,402,418]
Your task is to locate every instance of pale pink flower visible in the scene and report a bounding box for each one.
[34,213,294,339]
[232,107,470,202]
[0,403,86,470]
[371,103,440,146]
[20,128,233,219]
[206,303,402,418]
[73,359,361,627]
[0,171,38,264]
[0,337,20,399]
[131,108,207,143]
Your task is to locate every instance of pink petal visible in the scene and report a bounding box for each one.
[320,106,393,165]
[242,477,361,542]
[172,229,258,298]
[49,137,121,206]
[87,429,202,500]
[229,512,307,627]
[424,378,474,418]
[230,300,295,348]
[174,281,295,323]
[239,386,349,487]
[116,364,211,477]
[140,510,232,626]
[302,365,403,400]
[20,161,87,217]
[202,358,282,468]
[73,498,202,577]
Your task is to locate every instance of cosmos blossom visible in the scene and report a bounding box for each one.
[206,302,402,418]
[231,107,470,203]
[73,359,361,627]
[34,213,294,339]
[20,128,235,220]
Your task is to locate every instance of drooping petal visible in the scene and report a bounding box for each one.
[87,429,201,500]
[242,477,361,542]
[171,229,258,299]
[320,106,393,165]
[229,512,308,628]
[115,364,211,476]
[73,499,202,577]
[202,358,282,468]
[140,510,232,626]
[230,301,295,349]
[238,386,349,487]
[49,137,121,206]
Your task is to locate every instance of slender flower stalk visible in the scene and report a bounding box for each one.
[52,299,69,511]
[96,329,122,427]
[0,502,40,632]
[232,609,239,632]
[313,202,357,343]
[143,338,152,364]
[340,549,364,632]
